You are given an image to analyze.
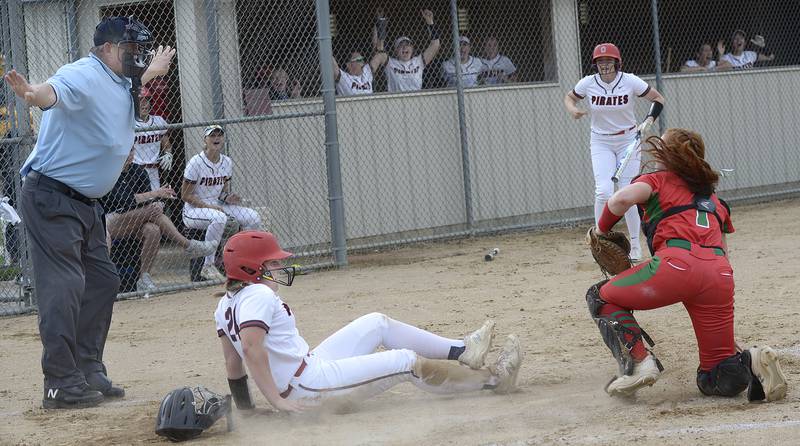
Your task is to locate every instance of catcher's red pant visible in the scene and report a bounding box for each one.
[600,240,736,371]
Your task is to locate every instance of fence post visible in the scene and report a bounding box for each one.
[449,0,473,231]
[650,0,666,133]
[203,0,225,119]
[314,0,347,267]
[66,0,79,62]
[7,0,35,307]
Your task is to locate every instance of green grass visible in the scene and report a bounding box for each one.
[0,265,21,282]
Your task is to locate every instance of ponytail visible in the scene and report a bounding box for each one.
[643,128,719,196]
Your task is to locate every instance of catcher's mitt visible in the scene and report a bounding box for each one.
[586,227,632,276]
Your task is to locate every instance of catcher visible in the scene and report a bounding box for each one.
[584,128,787,401]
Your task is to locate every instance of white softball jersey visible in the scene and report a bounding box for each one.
[215,284,309,394]
[722,51,757,70]
[133,115,168,165]
[183,151,231,206]
[442,56,486,87]
[336,64,374,96]
[481,54,517,85]
[385,55,425,92]
[684,59,717,70]
[572,72,651,135]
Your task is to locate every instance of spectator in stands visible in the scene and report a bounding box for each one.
[719,30,774,70]
[333,21,388,96]
[442,36,486,88]
[101,147,216,293]
[243,63,272,115]
[385,9,441,92]
[680,43,732,73]
[480,36,517,84]
[269,68,301,101]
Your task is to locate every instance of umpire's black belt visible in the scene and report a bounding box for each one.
[27,171,96,207]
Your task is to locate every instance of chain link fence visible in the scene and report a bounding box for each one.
[2,0,799,315]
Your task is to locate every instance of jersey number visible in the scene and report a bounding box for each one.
[224,307,241,342]
[696,210,710,228]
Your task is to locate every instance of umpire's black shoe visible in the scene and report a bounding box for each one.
[43,384,104,409]
[86,372,125,398]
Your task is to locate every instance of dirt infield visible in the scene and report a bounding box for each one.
[0,199,798,446]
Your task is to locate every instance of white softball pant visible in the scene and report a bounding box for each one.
[182,203,262,266]
[590,131,641,250]
[286,313,493,405]
[143,166,160,191]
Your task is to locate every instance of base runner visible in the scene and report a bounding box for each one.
[215,230,523,413]
[564,43,665,261]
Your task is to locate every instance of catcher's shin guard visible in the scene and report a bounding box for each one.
[585,281,660,376]
[227,375,255,410]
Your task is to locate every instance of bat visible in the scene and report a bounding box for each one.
[612,131,642,183]
[484,248,500,261]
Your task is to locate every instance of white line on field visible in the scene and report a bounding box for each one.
[564,420,800,445]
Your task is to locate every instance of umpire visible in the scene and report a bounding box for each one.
[3,17,174,409]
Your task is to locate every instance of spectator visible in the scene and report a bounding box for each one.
[269,68,301,101]
[100,147,216,293]
[442,36,486,88]
[242,63,272,116]
[719,30,775,70]
[333,21,388,96]
[133,87,172,190]
[681,43,732,73]
[480,36,517,84]
[181,125,262,281]
[385,9,441,92]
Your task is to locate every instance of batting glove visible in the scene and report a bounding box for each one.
[159,152,173,170]
[637,117,654,134]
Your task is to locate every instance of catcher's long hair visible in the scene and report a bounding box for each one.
[643,128,719,196]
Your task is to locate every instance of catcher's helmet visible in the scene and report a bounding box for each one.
[592,43,622,68]
[94,16,154,78]
[155,386,232,442]
[223,230,293,283]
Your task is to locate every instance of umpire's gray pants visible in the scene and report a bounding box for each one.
[20,175,120,389]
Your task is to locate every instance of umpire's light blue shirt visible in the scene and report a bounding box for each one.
[20,53,134,198]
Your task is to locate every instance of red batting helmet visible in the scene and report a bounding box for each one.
[223,231,293,283]
[592,43,622,65]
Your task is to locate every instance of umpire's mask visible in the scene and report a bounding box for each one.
[94,16,155,80]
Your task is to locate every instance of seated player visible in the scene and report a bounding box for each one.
[181,125,262,281]
[101,147,217,293]
[216,230,523,412]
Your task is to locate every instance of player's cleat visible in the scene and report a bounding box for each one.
[43,384,104,409]
[605,354,661,397]
[490,334,522,394]
[747,346,787,402]
[136,272,157,293]
[201,264,225,281]
[459,319,495,369]
[185,240,217,258]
